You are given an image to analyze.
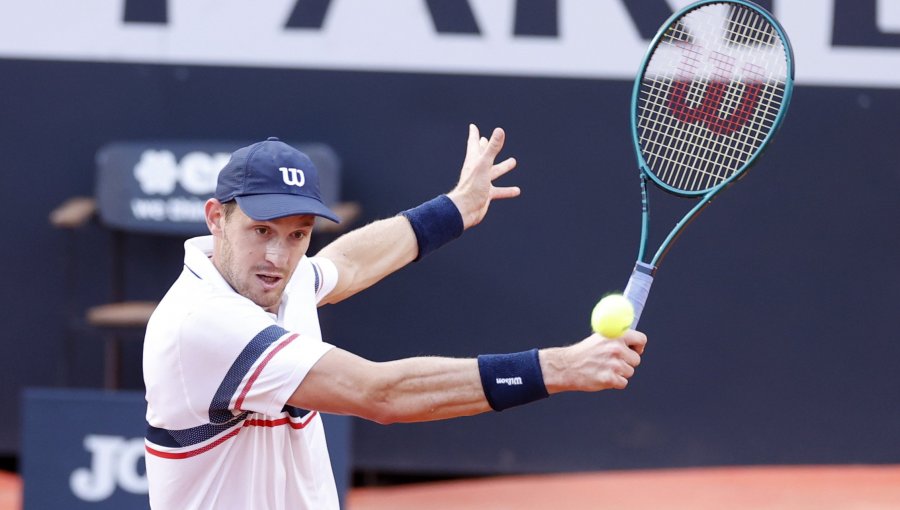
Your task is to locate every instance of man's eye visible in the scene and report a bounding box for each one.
[292,231,306,240]
[255,227,268,235]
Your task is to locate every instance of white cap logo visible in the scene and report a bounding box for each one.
[278,167,306,187]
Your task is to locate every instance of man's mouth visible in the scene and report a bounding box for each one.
[256,273,283,289]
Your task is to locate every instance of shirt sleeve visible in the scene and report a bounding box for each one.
[178,292,333,418]
[308,256,339,304]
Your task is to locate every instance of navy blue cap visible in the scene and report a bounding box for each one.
[214,137,340,223]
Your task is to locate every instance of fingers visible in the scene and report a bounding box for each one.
[596,334,646,390]
[553,333,647,393]
[611,377,630,390]
[452,124,518,228]
[491,186,521,200]
[490,157,517,180]
[621,345,641,368]
[465,125,519,196]
[622,330,648,355]
[469,124,505,156]
[488,155,518,200]
[484,127,505,158]
[467,124,481,155]
[602,337,640,370]
[603,355,633,390]
[607,356,637,391]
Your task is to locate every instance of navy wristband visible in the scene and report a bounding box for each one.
[400,195,464,261]
[477,349,549,412]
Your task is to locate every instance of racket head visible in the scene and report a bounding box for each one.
[630,0,794,197]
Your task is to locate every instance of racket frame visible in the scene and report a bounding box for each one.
[623,0,795,326]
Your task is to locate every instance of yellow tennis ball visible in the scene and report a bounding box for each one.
[591,294,635,338]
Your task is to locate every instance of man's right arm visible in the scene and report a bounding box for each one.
[288,330,647,424]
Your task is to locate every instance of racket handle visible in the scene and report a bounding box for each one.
[624,262,655,329]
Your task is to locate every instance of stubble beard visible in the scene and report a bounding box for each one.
[217,234,283,312]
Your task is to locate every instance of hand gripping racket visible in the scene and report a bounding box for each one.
[622,0,794,328]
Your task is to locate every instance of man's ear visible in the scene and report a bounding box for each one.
[205,198,225,235]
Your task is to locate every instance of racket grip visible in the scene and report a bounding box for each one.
[624,261,655,329]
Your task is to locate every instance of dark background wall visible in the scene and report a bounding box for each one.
[2,1,899,476]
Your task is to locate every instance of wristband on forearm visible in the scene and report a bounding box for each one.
[400,194,464,261]
[477,348,549,411]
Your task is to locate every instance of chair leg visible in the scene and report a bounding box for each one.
[104,333,122,390]
[104,230,125,390]
[62,230,79,387]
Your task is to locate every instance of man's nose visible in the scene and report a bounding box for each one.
[265,240,289,267]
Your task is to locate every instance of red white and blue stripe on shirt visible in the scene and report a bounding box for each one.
[145,324,317,459]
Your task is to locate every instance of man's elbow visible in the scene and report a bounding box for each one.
[356,383,415,425]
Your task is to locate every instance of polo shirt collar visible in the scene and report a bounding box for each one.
[183,235,235,292]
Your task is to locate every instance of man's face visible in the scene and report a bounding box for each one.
[210,201,315,312]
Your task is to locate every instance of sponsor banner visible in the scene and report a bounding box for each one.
[20,389,352,509]
[1,1,900,88]
[94,141,339,235]
[21,389,150,509]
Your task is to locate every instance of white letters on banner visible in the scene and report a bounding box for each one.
[69,435,148,502]
[131,149,227,224]
[0,0,898,88]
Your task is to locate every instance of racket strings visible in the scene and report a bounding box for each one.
[636,3,788,193]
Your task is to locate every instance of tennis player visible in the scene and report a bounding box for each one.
[143,125,647,509]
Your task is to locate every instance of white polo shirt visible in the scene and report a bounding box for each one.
[143,236,339,510]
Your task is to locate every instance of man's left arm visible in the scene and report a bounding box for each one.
[315,124,519,305]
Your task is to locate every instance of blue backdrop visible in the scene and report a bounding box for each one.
[3,1,900,476]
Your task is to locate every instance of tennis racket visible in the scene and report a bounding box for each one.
[621,0,795,328]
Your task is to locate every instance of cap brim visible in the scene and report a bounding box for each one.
[235,194,341,223]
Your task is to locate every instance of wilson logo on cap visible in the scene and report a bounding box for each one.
[278,167,306,187]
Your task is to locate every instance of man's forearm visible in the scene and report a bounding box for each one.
[315,215,419,304]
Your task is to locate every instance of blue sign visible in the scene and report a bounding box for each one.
[95,141,340,236]
[21,388,352,509]
[22,389,150,509]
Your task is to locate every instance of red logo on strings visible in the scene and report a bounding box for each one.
[667,50,763,136]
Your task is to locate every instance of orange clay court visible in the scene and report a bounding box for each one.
[4,465,900,510]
